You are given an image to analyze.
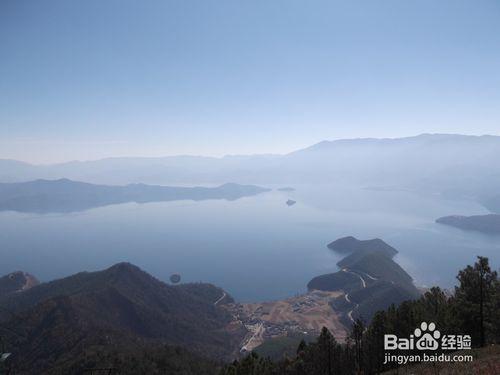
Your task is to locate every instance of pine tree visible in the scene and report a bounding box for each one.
[315,327,337,375]
[454,256,497,347]
[350,319,364,374]
[362,311,386,374]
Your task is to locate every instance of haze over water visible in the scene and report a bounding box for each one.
[1,184,497,302]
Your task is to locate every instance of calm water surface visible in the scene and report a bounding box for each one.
[0,185,498,302]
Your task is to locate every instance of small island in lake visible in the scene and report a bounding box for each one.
[286,199,296,206]
[277,187,296,192]
[436,214,500,234]
[0,271,39,297]
[169,273,181,284]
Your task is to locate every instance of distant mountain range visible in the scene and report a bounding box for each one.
[308,237,420,324]
[2,134,500,210]
[0,179,270,213]
[0,263,245,374]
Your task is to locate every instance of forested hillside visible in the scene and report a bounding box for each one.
[223,256,500,374]
[0,263,245,374]
[1,258,498,374]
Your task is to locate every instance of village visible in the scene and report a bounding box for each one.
[225,290,348,353]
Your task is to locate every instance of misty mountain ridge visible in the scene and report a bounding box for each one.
[2,134,500,206]
[0,179,270,213]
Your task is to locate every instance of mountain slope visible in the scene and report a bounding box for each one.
[5,298,221,375]
[0,263,246,374]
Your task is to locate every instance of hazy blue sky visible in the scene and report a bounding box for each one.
[1,0,500,163]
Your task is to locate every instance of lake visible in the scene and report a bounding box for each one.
[1,184,499,302]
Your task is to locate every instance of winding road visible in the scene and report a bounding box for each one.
[341,268,368,288]
[214,291,226,306]
[341,268,377,323]
[240,323,264,353]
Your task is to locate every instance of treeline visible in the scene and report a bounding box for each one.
[221,256,500,374]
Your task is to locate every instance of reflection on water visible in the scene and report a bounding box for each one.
[0,184,498,302]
